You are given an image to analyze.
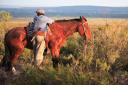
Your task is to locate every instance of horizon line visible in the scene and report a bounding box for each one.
[0,5,128,8]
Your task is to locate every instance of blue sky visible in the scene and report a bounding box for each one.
[0,0,128,7]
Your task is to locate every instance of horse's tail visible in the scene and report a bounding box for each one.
[1,32,12,71]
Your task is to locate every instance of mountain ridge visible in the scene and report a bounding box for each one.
[0,6,128,18]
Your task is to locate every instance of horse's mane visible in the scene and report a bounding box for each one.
[55,18,81,22]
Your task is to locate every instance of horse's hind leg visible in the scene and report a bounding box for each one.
[10,43,24,71]
[10,52,23,74]
[2,42,24,73]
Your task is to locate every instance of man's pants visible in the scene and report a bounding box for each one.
[32,35,45,67]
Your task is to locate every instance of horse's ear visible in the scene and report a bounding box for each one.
[80,16,82,20]
[82,16,87,21]
[80,16,87,21]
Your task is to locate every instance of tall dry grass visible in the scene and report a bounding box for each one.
[0,18,128,85]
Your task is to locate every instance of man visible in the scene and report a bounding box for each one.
[32,9,54,69]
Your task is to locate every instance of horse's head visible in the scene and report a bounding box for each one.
[77,16,93,51]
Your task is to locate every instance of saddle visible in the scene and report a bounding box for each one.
[27,22,46,36]
[27,22,35,37]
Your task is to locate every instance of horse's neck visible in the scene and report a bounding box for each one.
[65,24,77,37]
[54,21,78,37]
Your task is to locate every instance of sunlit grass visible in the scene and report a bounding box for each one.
[0,18,128,85]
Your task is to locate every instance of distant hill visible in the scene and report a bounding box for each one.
[0,6,128,18]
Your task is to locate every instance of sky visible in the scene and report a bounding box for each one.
[0,0,128,7]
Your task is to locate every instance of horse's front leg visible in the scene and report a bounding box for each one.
[51,47,60,69]
[50,38,65,69]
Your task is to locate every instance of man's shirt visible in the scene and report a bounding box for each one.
[34,15,54,32]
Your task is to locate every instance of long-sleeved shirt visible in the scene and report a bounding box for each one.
[33,15,54,32]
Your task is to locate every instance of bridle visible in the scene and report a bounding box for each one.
[81,21,87,39]
[81,20,94,48]
[82,22,86,32]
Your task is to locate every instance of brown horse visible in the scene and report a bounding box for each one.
[1,16,92,72]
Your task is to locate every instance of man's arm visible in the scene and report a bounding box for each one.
[45,16,54,32]
[45,16,54,24]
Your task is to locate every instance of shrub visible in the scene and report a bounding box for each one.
[0,11,12,22]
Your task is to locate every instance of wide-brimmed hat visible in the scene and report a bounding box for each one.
[36,9,45,14]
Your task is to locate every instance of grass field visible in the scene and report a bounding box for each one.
[0,17,128,85]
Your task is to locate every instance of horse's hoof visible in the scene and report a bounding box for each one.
[12,70,21,76]
[12,67,21,76]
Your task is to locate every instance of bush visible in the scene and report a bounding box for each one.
[0,11,12,59]
[0,11,12,22]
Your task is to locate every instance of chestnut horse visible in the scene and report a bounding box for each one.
[1,16,92,72]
